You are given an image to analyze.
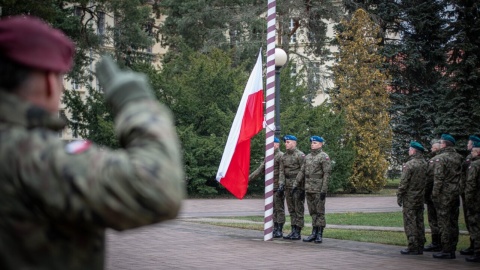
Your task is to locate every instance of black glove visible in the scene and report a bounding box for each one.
[278,184,285,196]
[320,193,326,201]
[290,186,297,196]
[397,196,403,207]
[299,190,305,201]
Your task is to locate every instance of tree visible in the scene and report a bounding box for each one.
[331,9,392,192]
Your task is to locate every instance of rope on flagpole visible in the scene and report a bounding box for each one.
[264,0,276,241]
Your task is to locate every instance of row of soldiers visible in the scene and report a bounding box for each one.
[397,134,480,263]
[249,135,332,243]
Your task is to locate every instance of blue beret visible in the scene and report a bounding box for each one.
[469,135,480,143]
[473,141,480,148]
[274,137,280,143]
[410,141,425,152]
[283,135,297,142]
[441,134,455,145]
[310,136,325,143]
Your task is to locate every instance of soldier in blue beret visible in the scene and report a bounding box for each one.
[279,134,305,240]
[293,135,331,243]
[249,137,285,237]
[397,141,427,255]
[432,134,464,259]
[460,135,480,256]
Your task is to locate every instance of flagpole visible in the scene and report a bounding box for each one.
[264,0,276,241]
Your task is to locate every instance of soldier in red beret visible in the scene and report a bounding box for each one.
[0,16,185,269]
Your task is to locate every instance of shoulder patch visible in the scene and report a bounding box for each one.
[66,140,92,154]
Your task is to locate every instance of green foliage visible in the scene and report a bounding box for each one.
[331,9,392,192]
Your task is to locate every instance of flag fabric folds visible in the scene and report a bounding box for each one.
[216,51,264,199]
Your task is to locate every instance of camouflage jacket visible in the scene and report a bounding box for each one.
[397,153,427,209]
[249,148,284,189]
[465,156,480,212]
[425,152,439,202]
[279,147,304,188]
[293,148,331,193]
[432,147,464,201]
[0,91,185,270]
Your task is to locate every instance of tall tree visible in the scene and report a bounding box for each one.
[331,9,392,192]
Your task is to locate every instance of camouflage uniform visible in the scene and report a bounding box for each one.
[294,148,331,228]
[432,147,463,253]
[397,152,428,252]
[0,91,185,269]
[279,147,305,231]
[461,153,475,254]
[465,156,480,257]
[424,152,441,250]
[249,148,285,224]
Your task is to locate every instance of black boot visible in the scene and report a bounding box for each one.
[273,222,278,237]
[303,226,318,242]
[460,238,475,255]
[274,223,284,238]
[433,251,456,259]
[424,234,442,252]
[283,225,295,240]
[315,226,324,244]
[465,252,480,263]
[291,226,302,240]
[400,248,423,255]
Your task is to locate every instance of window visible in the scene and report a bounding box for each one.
[289,19,297,44]
[290,62,297,77]
[97,11,105,44]
[74,6,82,17]
[71,80,81,90]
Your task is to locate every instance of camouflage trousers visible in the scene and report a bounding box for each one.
[461,193,473,233]
[434,196,460,252]
[273,190,285,224]
[285,187,305,228]
[466,209,480,253]
[402,207,425,250]
[306,192,326,227]
[425,200,440,235]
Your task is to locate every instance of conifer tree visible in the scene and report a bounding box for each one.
[331,9,392,192]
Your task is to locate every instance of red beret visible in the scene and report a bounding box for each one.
[0,16,75,73]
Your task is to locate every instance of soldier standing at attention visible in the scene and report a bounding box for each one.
[464,140,480,263]
[0,16,185,270]
[292,136,331,244]
[397,141,428,255]
[423,140,442,252]
[249,137,285,238]
[432,134,464,259]
[460,135,480,256]
[279,135,305,240]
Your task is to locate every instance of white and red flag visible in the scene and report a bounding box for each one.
[216,51,264,199]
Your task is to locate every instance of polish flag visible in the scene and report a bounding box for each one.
[216,51,264,199]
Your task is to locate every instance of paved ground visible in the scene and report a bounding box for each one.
[105,196,477,269]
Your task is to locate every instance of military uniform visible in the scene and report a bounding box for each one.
[279,146,304,239]
[461,153,475,255]
[465,155,480,262]
[424,152,441,251]
[0,17,185,270]
[432,146,463,258]
[397,151,427,254]
[293,148,331,243]
[249,147,285,237]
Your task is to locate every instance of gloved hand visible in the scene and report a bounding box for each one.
[95,56,154,114]
[320,193,326,201]
[299,190,305,201]
[290,186,297,196]
[397,196,403,207]
[278,184,285,196]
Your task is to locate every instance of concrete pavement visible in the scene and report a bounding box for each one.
[106,196,477,269]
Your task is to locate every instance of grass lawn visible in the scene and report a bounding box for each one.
[192,211,470,248]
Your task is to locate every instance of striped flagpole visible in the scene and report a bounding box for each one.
[264,0,276,241]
